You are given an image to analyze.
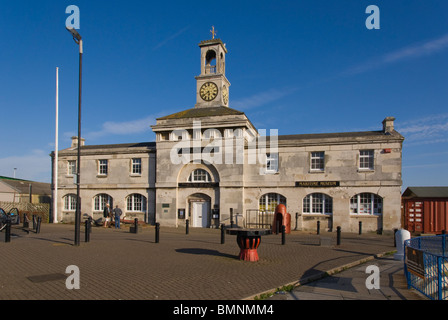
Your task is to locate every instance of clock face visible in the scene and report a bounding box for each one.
[222,85,229,104]
[200,82,218,101]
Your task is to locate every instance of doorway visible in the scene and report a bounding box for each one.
[191,201,209,228]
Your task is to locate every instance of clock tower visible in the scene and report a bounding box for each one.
[195,28,230,108]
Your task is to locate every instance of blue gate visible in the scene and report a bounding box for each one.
[404,235,448,300]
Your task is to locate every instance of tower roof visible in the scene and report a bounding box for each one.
[157,106,243,120]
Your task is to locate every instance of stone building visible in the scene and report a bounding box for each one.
[52,35,404,233]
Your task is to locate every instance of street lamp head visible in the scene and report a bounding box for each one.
[66,27,82,43]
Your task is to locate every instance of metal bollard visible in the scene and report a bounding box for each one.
[23,213,29,229]
[36,217,41,234]
[134,218,138,234]
[317,220,320,235]
[32,215,36,230]
[155,223,160,243]
[281,225,286,245]
[393,228,398,247]
[336,226,341,245]
[359,221,362,235]
[5,217,11,243]
[85,218,91,243]
[295,212,298,231]
[221,223,225,244]
[186,219,189,235]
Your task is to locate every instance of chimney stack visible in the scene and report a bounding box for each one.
[71,136,85,148]
[382,117,395,134]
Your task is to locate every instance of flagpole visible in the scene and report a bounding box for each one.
[53,67,59,223]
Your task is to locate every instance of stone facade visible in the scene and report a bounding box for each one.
[52,36,404,233]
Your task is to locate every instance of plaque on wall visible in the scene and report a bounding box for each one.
[295,181,340,187]
[178,182,219,188]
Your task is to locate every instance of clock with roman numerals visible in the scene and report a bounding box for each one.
[200,82,218,101]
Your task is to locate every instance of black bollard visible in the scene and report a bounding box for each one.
[32,215,36,230]
[393,228,398,247]
[5,217,11,243]
[134,218,138,234]
[359,221,362,235]
[281,225,286,245]
[23,213,29,229]
[336,226,341,245]
[317,221,320,235]
[221,223,225,244]
[186,219,189,235]
[155,223,160,243]
[35,217,42,234]
[295,212,298,231]
[85,218,91,243]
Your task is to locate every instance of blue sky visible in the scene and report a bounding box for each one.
[0,0,447,190]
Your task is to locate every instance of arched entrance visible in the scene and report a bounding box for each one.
[188,193,211,228]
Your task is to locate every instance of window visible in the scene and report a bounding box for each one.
[303,193,333,214]
[98,160,108,175]
[188,169,211,182]
[310,152,325,171]
[266,153,279,173]
[127,194,146,212]
[94,194,112,211]
[350,193,382,215]
[132,158,142,175]
[259,193,286,212]
[63,194,77,211]
[67,160,76,175]
[170,130,189,141]
[359,150,374,170]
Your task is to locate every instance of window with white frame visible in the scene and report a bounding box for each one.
[359,150,374,170]
[132,158,142,175]
[259,193,286,212]
[98,159,108,175]
[188,169,211,182]
[350,193,382,215]
[67,160,76,176]
[310,152,325,171]
[303,193,333,214]
[94,194,112,211]
[266,153,279,173]
[63,194,77,211]
[127,194,146,212]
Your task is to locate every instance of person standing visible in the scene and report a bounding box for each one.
[103,203,111,228]
[113,205,123,229]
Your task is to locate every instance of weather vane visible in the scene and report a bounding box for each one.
[210,26,217,39]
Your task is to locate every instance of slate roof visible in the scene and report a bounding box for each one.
[402,187,448,199]
[0,177,51,195]
[157,107,244,120]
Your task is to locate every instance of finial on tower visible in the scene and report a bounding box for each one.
[210,26,217,39]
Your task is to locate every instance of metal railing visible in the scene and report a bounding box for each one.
[404,234,448,300]
[245,210,273,229]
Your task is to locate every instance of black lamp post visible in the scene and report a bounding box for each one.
[66,27,83,246]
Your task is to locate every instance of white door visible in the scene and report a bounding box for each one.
[192,201,209,228]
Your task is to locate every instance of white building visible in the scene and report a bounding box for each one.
[52,35,404,233]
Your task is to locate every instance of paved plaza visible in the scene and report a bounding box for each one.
[0,223,423,300]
